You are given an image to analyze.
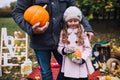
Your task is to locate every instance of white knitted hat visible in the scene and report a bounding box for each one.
[63,6,82,22]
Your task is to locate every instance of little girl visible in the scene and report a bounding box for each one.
[57,6,94,80]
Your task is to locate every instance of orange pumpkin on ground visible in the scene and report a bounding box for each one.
[105,75,111,80]
[24,5,49,27]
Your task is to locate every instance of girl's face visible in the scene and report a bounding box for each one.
[67,18,79,29]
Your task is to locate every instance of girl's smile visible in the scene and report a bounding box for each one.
[67,18,80,29]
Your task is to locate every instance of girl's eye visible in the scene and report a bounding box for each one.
[68,19,79,22]
[74,19,78,22]
[68,20,72,22]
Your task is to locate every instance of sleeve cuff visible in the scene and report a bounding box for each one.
[62,47,67,55]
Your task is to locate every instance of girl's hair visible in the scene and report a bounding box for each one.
[62,23,84,45]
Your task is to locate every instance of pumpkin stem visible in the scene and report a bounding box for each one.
[43,4,47,9]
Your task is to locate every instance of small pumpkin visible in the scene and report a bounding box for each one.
[105,75,111,80]
[74,48,82,59]
[68,48,82,61]
[24,5,49,27]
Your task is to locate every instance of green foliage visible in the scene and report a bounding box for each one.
[75,0,120,20]
[0,10,12,17]
[0,7,13,17]
[10,2,16,10]
[0,1,16,17]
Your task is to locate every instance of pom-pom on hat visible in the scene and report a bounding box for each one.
[63,6,82,22]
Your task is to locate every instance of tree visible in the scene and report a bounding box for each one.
[10,1,16,10]
[75,0,120,20]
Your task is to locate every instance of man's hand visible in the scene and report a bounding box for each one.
[32,22,49,34]
[84,32,94,41]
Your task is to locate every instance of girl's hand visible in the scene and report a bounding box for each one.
[32,22,49,34]
[64,46,75,54]
[72,58,85,65]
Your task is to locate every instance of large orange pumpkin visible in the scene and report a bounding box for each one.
[24,5,49,27]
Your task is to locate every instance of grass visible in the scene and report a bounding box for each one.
[0,17,23,35]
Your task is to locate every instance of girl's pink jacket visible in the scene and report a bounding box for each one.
[57,29,94,78]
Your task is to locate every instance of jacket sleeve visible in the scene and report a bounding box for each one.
[82,35,92,61]
[57,31,65,55]
[12,0,33,36]
[81,14,93,32]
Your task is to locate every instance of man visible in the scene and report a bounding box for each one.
[12,0,93,80]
